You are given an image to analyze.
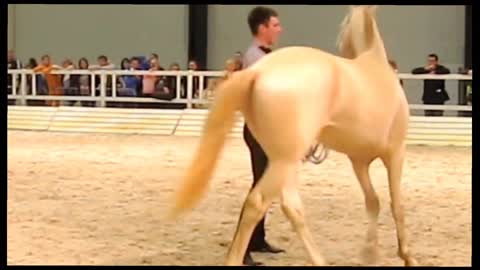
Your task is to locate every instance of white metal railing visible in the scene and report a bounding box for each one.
[7,69,472,111]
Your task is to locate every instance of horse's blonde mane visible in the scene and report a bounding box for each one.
[336,6,386,60]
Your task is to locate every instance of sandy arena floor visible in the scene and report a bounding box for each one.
[7,130,471,266]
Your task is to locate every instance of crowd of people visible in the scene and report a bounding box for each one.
[7,49,472,113]
[7,49,243,108]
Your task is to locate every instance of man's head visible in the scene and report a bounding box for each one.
[62,58,73,68]
[97,55,108,66]
[188,60,199,70]
[130,57,141,70]
[427,53,439,67]
[8,50,16,61]
[169,62,180,71]
[41,55,51,66]
[248,6,282,46]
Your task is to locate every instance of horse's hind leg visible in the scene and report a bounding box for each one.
[281,175,326,266]
[225,160,296,266]
[381,145,418,266]
[349,158,380,265]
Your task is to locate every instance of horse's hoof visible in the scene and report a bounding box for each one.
[404,257,418,267]
[310,257,327,266]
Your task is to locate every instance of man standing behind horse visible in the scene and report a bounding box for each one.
[238,6,284,266]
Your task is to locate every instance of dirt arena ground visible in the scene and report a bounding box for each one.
[7,130,471,266]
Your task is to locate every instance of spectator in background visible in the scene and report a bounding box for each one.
[25,58,38,94]
[117,57,142,108]
[89,55,115,70]
[120,57,131,70]
[25,58,46,106]
[33,55,62,107]
[142,58,161,97]
[90,55,115,96]
[61,58,77,106]
[149,53,158,66]
[71,57,94,107]
[182,59,206,99]
[411,53,451,116]
[149,53,166,70]
[196,58,238,109]
[8,50,22,105]
[162,62,181,99]
[233,51,243,70]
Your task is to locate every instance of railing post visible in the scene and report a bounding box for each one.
[176,74,181,100]
[199,74,204,103]
[32,72,37,96]
[100,72,106,107]
[112,74,117,98]
[187,70,193,109]
[12,73,17,96]
[19,73,27,106]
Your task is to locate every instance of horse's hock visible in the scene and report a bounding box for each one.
[7,106,472,147]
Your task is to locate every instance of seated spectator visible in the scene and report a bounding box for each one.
[117,57,142,108]
[61,58,77,106]
[195,58,237,109]
[25,58,47,106]
[33,55,62,107]
[8,49,22,69]
[158,62,181,100]
[148,53,166,70]
[182,59,207,99]
[89,55,115,70]
[71,57,94,107]
[142,58,161,97]
[411,53,451,117]
[90,55,115,95]
[7,49,22,105]
[120,57,130,70]
[233,51,243,70]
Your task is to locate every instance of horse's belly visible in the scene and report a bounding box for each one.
[320,124,387,156]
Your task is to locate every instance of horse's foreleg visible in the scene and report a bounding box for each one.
[225,160,294,266]
[350,158,380,265]
[281,177,326,266]
[381,146,418,266]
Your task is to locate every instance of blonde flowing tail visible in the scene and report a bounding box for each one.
[168,70,257,219]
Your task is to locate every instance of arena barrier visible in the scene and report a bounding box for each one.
[8,105,471,146]
[7,69,472,146]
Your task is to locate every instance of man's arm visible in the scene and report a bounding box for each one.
[411,67,429,74]
[434,65,450,75]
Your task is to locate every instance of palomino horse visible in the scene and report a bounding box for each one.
[169,6,417,266]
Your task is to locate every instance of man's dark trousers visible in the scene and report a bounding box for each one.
[241,124,269,251]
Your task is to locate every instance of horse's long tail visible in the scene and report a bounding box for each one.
[337,6,388,60]
[168,70,257,219]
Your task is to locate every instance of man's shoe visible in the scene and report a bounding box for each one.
[243,253,263,266]
[250,241,285,254]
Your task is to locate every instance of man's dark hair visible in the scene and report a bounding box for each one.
[151,53,159,59]
[130,57,141,63]
[97,55,108,61]
[41,54,50,61]
[428,53,439,61]
[248,6,278,36]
